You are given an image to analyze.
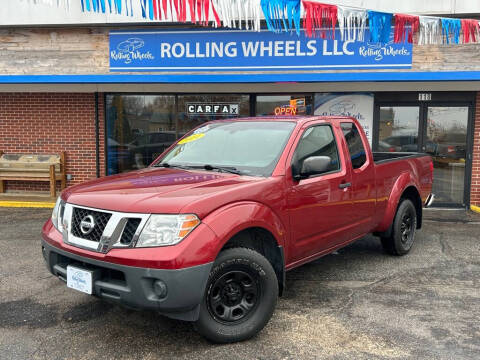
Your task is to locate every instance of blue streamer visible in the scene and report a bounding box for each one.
[107,0,112,12]
[92,0,98,12]
[368,11,392,43]
[148,0,154,20]
[441,18,461,44]
[100,0,106,13]
[286,0,301,35]
[115,0,122,14]
[141,0,147,18]
[85,0,91,11]
[260,0,301,35]
[80,0,85,11]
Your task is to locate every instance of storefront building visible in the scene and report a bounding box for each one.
[1,18,480,209]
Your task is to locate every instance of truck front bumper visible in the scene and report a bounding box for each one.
[41,239,212,321]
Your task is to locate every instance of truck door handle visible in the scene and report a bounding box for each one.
[339,182,351,189]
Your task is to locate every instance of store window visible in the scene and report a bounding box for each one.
[256,95,313,116]
[106,95,176,175]
[106,94,250,175]
[378,106,420,152]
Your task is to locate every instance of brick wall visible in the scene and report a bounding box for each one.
[471,92,480,207]
[0,92,104,193]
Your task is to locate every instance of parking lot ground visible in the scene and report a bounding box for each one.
[1,207,479,360]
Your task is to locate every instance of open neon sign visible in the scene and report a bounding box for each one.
[274,106,297,116]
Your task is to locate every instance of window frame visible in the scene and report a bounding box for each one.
[340,121,369,171]
[290,123,343,180]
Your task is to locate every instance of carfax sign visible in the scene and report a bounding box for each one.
[109,29,412,72]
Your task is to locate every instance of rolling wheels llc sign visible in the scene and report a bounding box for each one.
[109,30,413,73]
[186,103,239,116]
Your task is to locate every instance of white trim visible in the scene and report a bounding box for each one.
[110,64,411,70]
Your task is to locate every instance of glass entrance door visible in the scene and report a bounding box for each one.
[425,107,469,205]
[375,95,473,207]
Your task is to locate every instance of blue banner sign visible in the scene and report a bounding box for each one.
[109,29,412,72]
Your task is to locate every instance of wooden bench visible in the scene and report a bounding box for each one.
[0,151,67,197]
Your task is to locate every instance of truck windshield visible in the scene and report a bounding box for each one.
[156,121,295,177]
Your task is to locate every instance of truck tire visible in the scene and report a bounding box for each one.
[381,199,417,256]
[194,247,278,343]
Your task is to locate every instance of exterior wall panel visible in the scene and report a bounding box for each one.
[1,28,480,76]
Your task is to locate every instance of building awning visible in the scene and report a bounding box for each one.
[2,71,480,84]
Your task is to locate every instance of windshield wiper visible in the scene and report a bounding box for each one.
[155,162,241,175]
[154,162,193,170]
[202,164,241,175]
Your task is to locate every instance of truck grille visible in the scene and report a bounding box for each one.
[71,207,112,242]
[120,218,142,245]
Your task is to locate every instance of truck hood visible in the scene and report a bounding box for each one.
[62,167,266,216]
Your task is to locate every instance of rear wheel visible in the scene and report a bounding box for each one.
[381,199,417,256]
[194,247,278,343]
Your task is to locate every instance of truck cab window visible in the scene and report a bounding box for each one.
[341,122,367,169]
[292,125,340,176]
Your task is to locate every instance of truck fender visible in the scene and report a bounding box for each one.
[374,172,418,233]
[202,201,287,256]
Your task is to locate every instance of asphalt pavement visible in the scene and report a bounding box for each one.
[1,207,479,360]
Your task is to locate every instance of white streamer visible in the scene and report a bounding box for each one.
[212,0,261,31]
[21,0,70,9]
[337,6,367,42]
[418,16,442,45]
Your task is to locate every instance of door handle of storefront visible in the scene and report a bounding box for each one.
[339,182,351,189]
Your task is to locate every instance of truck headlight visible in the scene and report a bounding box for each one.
[51,197,65,233]
[136,214,200,247]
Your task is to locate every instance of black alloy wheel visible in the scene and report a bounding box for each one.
[400,211,414,245]
[207,269,260,324]
[381,199,418,256]
[195,247,278,343]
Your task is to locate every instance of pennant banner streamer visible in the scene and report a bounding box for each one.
[22,0,480,45]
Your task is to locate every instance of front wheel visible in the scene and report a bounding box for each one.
[194,247,278,343]
[381,199,418,256]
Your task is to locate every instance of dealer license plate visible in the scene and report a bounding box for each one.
[66,266,93,295]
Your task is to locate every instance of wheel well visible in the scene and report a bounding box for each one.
[220,227,285,296]
[400,186,422,229]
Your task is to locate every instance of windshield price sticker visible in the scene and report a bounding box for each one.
[178,133,205,144]
[186,103,239,116]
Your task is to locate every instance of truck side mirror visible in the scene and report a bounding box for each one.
[295,156,332,180]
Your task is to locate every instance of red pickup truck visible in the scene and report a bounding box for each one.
[42,116,433,343]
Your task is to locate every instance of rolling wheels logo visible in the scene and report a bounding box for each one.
[80,215,95,235]
[71,270,88,291]
[110,37,154,64]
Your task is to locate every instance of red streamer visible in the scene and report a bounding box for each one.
[302,1,337,39]
[152,0,158,19]
[170,0,219,26]
[461,19,479,43]
[394,14,419,43]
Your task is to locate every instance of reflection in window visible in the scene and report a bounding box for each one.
[378,106,419,152]
[341,122,367,169]
[426,107,468,205]
[106,95,176,175]
[106,94,250,175]
[292,125,340,176]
